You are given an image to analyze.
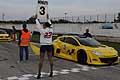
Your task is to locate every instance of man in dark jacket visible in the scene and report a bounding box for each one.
[83,29,92,38]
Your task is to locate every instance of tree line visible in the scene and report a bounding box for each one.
[1,13,120,24]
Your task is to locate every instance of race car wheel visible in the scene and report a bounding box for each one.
[77,50,87,64]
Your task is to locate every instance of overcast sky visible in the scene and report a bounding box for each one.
[0,0,120,20]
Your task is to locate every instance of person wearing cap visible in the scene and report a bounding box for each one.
[36,17,53,79]
[12,26,17,41]
[18,23,31,62]
[83,28,92,38]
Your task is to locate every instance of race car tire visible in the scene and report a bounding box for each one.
[77,50,87,64]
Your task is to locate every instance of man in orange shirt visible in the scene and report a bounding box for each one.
[18,23,30,62]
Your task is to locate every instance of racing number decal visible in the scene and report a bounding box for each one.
[44,32,52,38]
[67,49,75,55]
[39,6,45,15]
[62,45,74,55]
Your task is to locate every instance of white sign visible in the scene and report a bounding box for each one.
[37,0,48,22]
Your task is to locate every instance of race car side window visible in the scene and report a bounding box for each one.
[59,37,65,42]
[64,37,79,46]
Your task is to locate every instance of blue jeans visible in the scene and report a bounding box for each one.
[19,46,29,61]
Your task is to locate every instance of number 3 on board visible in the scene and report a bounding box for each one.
[39,6,45,15]
[37,0,48,20]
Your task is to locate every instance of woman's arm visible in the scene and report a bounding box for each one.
[35,19,43,30]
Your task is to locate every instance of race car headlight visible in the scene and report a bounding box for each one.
[110,48,118,55]
[92,50,102,56]
[113,50,118,55]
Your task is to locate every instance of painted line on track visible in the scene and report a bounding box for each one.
[5,64,98,80]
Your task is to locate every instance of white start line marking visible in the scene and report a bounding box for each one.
[5,65,98,80]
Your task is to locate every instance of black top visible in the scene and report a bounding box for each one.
[83,33,92,38]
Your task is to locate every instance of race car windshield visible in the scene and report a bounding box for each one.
[76,37,102,47]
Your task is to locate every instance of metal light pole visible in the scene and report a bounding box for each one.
[105,13,107,22]
[97,14,99,22]
[2,13,5,21]
[89,16,92,22]
[83,16,86,23]
[113,13,116,22]
[64,12,67,20]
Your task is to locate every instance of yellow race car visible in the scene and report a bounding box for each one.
[0,29,12,42]
[52,35,119,65]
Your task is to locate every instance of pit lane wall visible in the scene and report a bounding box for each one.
[93,35,120,43]
[53,23,120,43]
[0,23,120,43]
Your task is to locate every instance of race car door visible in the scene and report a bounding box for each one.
[63,37,79,61]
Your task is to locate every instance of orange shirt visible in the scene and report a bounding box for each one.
[20,30,30,46]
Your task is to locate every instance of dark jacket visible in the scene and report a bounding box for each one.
[83,33,92,38]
